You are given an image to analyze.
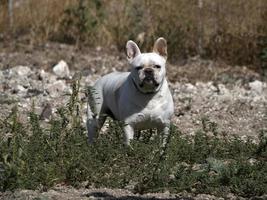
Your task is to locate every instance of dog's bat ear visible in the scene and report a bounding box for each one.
[153,37,167,60]
[126,40,141,62]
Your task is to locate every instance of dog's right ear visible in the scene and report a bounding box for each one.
[126,40,141,62]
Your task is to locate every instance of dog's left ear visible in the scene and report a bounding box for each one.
[153,37,167,60]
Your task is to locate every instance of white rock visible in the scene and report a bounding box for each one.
[14,85,27,94]
[52,60,70,78]
[249,80,263,94]
[11,66,31,76]
[184,83,197,93]
[218,84,228,95]
[195,82,205,88]
[39,69,57,83]
[248,158,257,165]
[39,69,49,80]
[207,81,218,92]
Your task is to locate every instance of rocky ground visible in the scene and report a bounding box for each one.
[0,42,266,138]
[0,42,267,199]
[3,185,266,200]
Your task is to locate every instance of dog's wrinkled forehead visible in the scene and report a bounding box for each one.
[131,53,166,67]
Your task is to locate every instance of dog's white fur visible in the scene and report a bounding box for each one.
[87,37,174,145]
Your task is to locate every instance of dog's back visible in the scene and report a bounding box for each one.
[96,72,129,115]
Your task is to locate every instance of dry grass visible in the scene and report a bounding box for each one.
[1,0,267,67]
[0,0,76,41]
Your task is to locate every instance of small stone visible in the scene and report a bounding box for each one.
[39,103,52,120]
[169,174,175,180]
[207,81,218,92]
[96,46,102,51]
[241,135,248,142]
[39,69,48,80]
[249,80,263,94]
[218,84,228,95]
[53,60,70,78]
[11,66,31,76]
[39,69,57,83]
[184,83,197,93]
[192,164,202,171]
[248,158,257,165]
[12,85,27,95]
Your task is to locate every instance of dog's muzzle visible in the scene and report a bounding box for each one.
[139,68,159,87]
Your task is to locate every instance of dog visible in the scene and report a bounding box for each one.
[87,37,174,146]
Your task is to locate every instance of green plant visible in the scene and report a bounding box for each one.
[0,81,266,198]
[58,0,104,45]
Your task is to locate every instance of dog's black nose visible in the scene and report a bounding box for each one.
[144,68,154,75]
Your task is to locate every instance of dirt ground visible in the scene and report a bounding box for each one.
[3,185,263,200]
[0,41,267,199]
[1,41,266,137]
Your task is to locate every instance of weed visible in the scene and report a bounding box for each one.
[0,81,266,198]
[58,0,104,45]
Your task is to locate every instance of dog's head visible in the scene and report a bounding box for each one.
[126,37,167,94]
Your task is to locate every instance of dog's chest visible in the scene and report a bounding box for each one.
[123,96,169,128]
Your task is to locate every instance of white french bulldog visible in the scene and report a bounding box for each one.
[87,37,174,146]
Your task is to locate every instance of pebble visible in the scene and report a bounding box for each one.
[249,80,264,94]
[11,66,31,76]
[52,60,70,78]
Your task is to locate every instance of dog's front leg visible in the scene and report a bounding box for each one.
[123,124,134,146]
[159,125,171,148]
[157,125,171,158]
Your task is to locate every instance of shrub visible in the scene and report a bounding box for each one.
[0,80,266,197]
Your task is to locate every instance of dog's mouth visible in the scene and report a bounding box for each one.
[139,77,160,88]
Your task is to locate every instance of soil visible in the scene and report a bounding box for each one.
[3,185,263,200]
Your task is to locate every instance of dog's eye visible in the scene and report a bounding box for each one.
[154,65,161,69]
[136,66,143,70]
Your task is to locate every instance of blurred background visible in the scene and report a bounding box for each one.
[1,0,267,71]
